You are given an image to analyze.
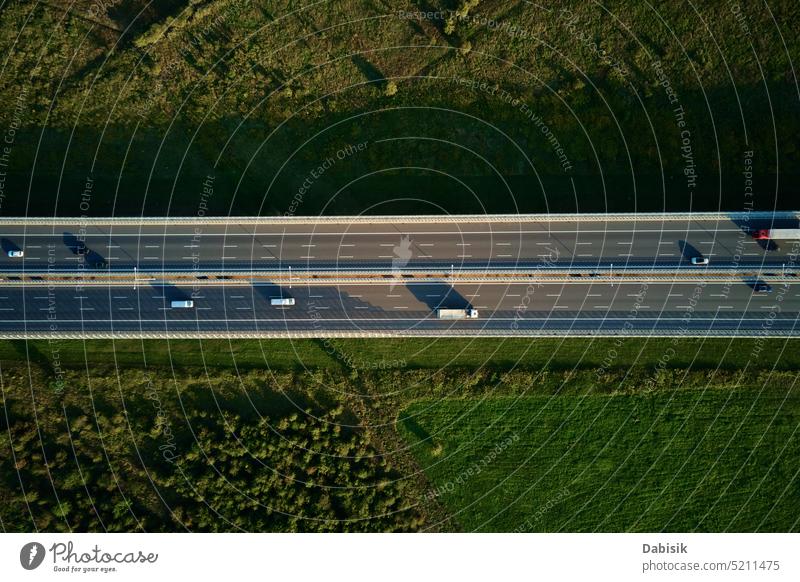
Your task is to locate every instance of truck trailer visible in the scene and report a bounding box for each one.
[270,297,296,306]
[753,228,800,240]
[437,308,479,320]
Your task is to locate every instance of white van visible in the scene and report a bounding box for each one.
[270,297,295,306]
[171,300,194,308]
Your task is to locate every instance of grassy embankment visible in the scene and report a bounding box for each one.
[3,351,799,532]
[3,337,800,370]
[0,0,797,216]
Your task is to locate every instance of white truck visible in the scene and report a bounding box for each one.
[437,308,479,320]
[271,297,296,306]
[754,228,800,240]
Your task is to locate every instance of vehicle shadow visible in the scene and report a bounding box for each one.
[62,231,107,267]
[63,232,85,254]
[0,238,22,254]
[757,238,780,251]
[252,283,290,303]
[150,282,192,304]
[744,278,773,293]
[677,240,701,262]
[405,281,471,310]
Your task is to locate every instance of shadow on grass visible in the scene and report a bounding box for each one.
[3,77,799,218]
[8,340,52,373]
[398,410,432,444]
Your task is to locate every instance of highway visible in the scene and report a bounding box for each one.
[0,280,797,337]
[1,214,798,272]
[0,213,798,338]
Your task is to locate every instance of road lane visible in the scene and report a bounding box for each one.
[2,280,797,336]
[1,215,798,272]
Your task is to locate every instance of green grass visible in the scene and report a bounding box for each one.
[399,391,800,531]
[1,0,797,216]
[2,343,799,532]
[0,338,336,369]
[3,338,799,371]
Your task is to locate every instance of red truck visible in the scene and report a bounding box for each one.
[752,228,800,240]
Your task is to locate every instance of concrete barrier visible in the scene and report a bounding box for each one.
[0,271,796,286]
[0,211,795,226]
[0,329,795,339]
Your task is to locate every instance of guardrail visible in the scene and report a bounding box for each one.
[0,268,796,286]
[1,266,797,276]
[0,211,796,226]
[0,329,796,339]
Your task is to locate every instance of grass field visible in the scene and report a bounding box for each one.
[3,337,800,371]
[2,339,799,532]
[1,0,797,216]
[399,390,800,532]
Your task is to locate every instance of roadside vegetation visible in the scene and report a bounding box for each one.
[0,0,797,216]
[0,365,430,532]
[2,340,798,531]
[3,337,800,371]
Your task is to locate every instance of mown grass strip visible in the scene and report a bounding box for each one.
[2,338,798,371]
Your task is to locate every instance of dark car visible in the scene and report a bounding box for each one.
[753,283,773,294]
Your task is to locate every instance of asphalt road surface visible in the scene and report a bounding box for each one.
[2,215,798,336]
[1,216,798,272]
[1,280,797,336]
